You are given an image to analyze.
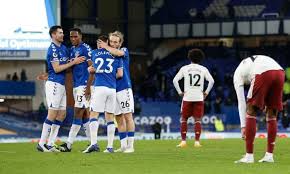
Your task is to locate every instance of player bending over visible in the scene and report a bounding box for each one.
[234,55,284,163]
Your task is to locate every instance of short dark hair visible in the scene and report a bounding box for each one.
[188,48,205,63]
[70,28,82,35]
[97,35,108,42]
[49,25,62,38]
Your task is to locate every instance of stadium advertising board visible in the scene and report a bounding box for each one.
[0,0,58,52]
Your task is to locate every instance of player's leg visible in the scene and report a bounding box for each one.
[61,85,91,152]
[245,104,259,152]
[47,88,67,148]
[258,108,278,163]
[60,108,85,152]
[82,108,91,141]
[47,82,67,149]
[37,81,60,152]
[83,86,93,140]
[124,112,135,153]
[115,114,127,152]
[193,118,202,147]
[37,109,57,152]
[193,101,204,147]
[259,70,284,163]
[104,112,115,153]
[83,87,105,153]
[236,73,268,163]
[103,89,117,153]
[67,108,84,149]
[89,111,100,146]
[177,116,188,148]
[177,101,191,148]
[47,109,65,149]
[235,103,258,163]
[82,111,100,153]
[123,89,135,152]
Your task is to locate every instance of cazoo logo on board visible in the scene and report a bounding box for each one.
[133,115,219,126]
[95,115,221,126]
[134,116,172,125]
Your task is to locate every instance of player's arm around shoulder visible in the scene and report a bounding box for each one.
[97,39,125,57]
[51,56,85,73]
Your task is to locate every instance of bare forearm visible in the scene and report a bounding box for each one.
[54,61,75,73]
[86,73,94,88]
[104,45,124,57]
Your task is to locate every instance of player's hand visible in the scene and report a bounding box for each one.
[87,66,95,74]
[73,56,86,65]
[203,92,208,99]
[97,39,108,49]
[84,87,91,100]
[36,72,48,81]
[178,92,184,97]
[241,127,246,140]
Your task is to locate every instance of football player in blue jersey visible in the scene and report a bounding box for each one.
[83,35,123,153]
[97,31,135,153]
[37,25,85,152]
[59,28,93,152]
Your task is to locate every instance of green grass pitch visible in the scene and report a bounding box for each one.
[0,138,290,174]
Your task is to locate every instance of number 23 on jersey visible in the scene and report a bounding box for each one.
[94,58,114,73]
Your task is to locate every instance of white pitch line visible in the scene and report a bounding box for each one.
[0,150,16,153]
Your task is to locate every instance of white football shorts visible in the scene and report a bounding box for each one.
[115,88,134,115]
[73,85,90,108]
[45,81,66,110]
[90,86,116,113]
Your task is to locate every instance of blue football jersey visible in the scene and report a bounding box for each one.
[70,42,92,88]
[47,43,69,85]
[116,47,132,92]
[91,48,123,89]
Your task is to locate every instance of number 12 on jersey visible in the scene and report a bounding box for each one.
[189,73,201,87]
